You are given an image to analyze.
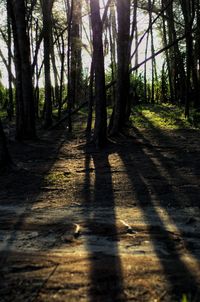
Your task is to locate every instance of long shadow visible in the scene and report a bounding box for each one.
[82,144,125,301]
[133,113,200,243]
[117,125,200,300]
[0,128,68,267]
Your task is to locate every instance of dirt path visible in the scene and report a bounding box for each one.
[0,119,200,302]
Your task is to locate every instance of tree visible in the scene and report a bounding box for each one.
[70,0,83,108]
[41,0,54,128]
[6,0,14,120]
[90,0,107,147]
[8,0,36,139]
[180,0,195,117]
[109,0,131,135]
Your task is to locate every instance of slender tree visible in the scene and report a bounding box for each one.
[41,0,54,128]
[90,0,107,147]
[110,0,131,135]
[70,0,82,107]
[180,0,195,117]
[7,0,14,120]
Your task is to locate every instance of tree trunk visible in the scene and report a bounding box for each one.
[66,0,73,132]
[161,0,174,103]
[144,31,150,102]
[180,0,195,117]
[41,0,54,128]
[86,58,94,133]
[110,0,131,135]
[90,0,107,147]
[163,0,186,105]
[9,0,36,140]
[71,0,82,107]
[51,31,60,108]
[108,0,117,106]
[58,34,65,119]
[194,0,200,110]
[7,0,14,121]
[149,0,155,104]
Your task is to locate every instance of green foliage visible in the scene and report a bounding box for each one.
[130,73,146,103]
[0,82,6,107]
[44,171,70,187]
[160,63,170,102]
[181,294,188,302]
[129,71,170,105]
[0,80,7,118]
[131,103,193,130]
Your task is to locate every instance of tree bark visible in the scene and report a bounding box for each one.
[71,0,82,107]
[7,0,14,121]
[86,57,94,133]
[90,0,107,147]
[110,0,131,135]
[41,0,54,128]
[9,0,36,140]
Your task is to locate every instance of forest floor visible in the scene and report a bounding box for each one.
[0,105,200,302]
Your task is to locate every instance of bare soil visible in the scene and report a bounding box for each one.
[0,117,200,302]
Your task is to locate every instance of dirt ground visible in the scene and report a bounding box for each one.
[0,116,200,302]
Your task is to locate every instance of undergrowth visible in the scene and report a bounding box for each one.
[131,103,196,130]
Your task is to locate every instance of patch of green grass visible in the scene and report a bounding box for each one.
[131,103,192,130]
[44,171,70,186]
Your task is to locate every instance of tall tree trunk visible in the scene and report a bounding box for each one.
[58,34,65,119]
[144,31,150,102]
[180,0,195,117]
[86,57,94,133]
[71,0,82,107]
[7,0,14,121]
[108,0,117,106]
[66,0,73,132]
[9,0,36,140]
[110,0,131,135]
[149,0,155,104]
[161,0,174,103]
[90,0,107,147]
[34,19,40,118]
[51,31,60,108]
[41,0,54,128]
[133,0,138,72]
[163,0,186,105]
[194,0,200,110]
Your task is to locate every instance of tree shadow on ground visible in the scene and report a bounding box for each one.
[0,128,68,268]
[117,120,200,300]
[133,112,200,226]
[82,145,125,302]
[1,118,200,301]
[80,119,200,301]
